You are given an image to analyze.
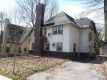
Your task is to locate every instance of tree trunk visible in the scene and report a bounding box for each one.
[104,0,107,41]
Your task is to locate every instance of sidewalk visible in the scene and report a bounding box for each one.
[0,75,12,80]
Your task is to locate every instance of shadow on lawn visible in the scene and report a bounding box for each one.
[44,55,107,64]
[30,54,107,64]
[72,55,107,64]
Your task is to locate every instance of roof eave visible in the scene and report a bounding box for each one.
[42,21,81,28]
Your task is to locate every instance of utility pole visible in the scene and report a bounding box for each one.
[104,0,107,41]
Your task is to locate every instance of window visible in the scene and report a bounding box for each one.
[44,28,47,35]
[6,47,9,53]
[57,43,63,51]
[32,43,34,49]
[24,48,26,52]
[89,32,92,41]
[19,46,21,53]
[58,26,62,34]
[45,43,50,50]
[73,43,76,52]
[53,27,57,34]
[53,26,62,34]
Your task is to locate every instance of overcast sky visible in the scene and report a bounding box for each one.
[0,0,104,29]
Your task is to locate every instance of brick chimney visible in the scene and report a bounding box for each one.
[34,3,45,56]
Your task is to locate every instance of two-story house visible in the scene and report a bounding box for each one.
[29,11,96,59]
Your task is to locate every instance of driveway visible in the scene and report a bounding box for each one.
[27,61,105,80]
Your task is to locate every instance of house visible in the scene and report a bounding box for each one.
[9,27,32,56]
[2,19,32,56]
[100,41,107,56]
[29,11,96,59]
[2,3,96,59]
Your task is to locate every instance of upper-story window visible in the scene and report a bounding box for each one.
[53,26,63,34]
[89,32,92,41]
[44,28,47,35]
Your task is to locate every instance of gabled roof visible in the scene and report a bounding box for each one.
[7,23,33,43]
[20,27,32,43]
[8,24,25,41]
[75,18,92,27]
[75,18,97,33]
[43,11,79,27]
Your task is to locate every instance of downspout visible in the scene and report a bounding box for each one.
[78,29,80,58]
[78,28,82,58]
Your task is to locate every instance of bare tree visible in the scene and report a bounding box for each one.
[0,12,7,53]
[16,0,59,27]
[73,0,105,36]
[9,10,22,25]
[74,11,89,19]
[0,12,7,31]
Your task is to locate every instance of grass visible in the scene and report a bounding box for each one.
[0,55,68,80]
[91,58,107,80]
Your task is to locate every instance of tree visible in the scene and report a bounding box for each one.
[73,0,107,40]
[74,11,89,19]
[94,29,104,54]
[16,0,59,27]
[0,12,7,54]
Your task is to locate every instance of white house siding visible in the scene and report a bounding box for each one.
[87,28,94,53]
[29,24,95,54]
[100,46,107,55]
[43,24,70,52]
[30,31,34,50]
[79,28,89,53]
[69,24,79,52]
[79,28,94,53]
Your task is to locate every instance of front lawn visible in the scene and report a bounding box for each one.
[0,55,68,80]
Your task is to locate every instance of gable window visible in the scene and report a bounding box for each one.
[53,26,62,34]
[45,43,50,50]
[89,32,92,41]
[57,43,63,51]
[73,43,76,52]
[44,28,47,35]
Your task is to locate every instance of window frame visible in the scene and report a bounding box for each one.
[24,48,26,52]
[45,43,50,50]
[89,32,92,41]
[19,46,21,53]
[57,42,63,51]
[53,26,63,35]
[73,43,76,52]
[44,28,47,35]
[32,43,34,49]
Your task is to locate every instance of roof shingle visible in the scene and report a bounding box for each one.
[43,11,79,27]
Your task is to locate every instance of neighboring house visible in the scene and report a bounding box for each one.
[2,19,32,56]
[100,41,107,56]
[29,11,96,59]
[9,27,32,56]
